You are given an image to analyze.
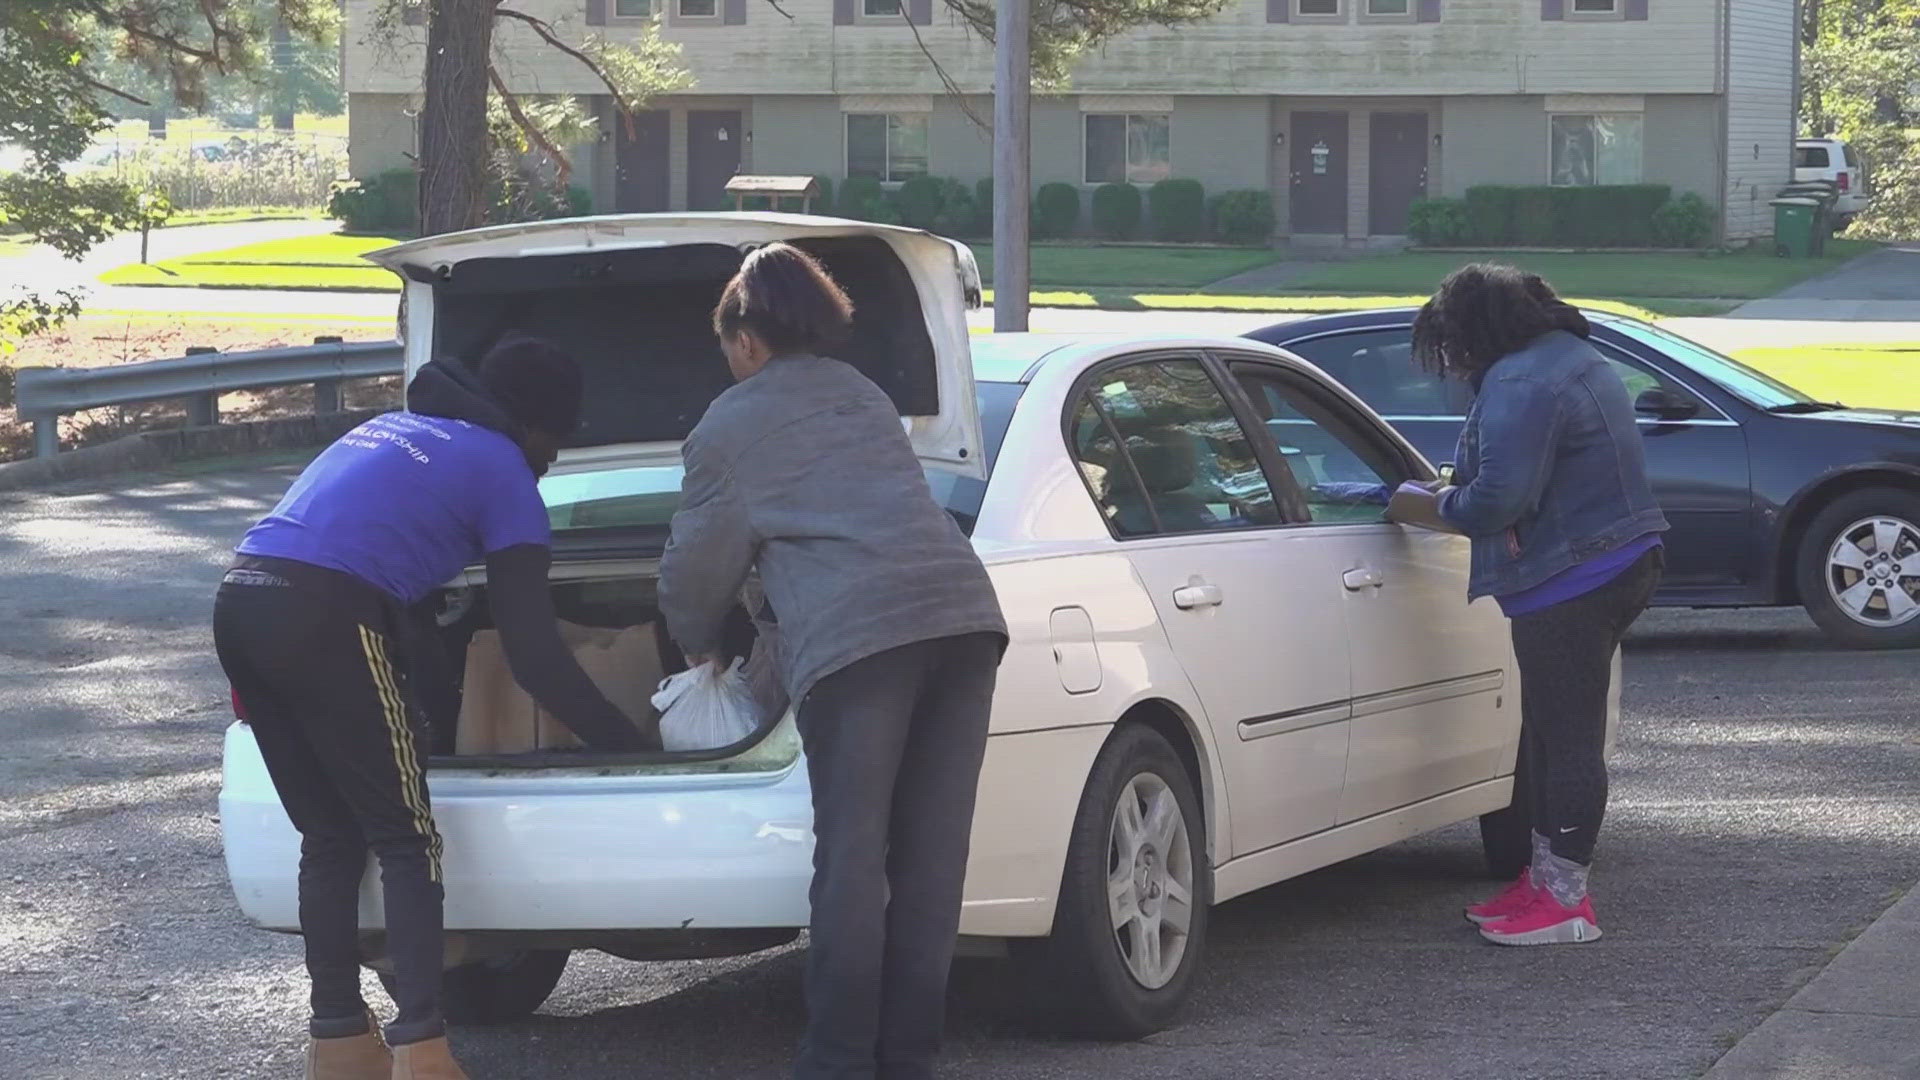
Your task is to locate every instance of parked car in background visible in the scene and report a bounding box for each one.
[1249,310,1920,650]
[222,215,1565,1042]
[1796,137,1869,228]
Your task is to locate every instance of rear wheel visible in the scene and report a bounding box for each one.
[378,948,571,1026]
[1031,724,1209,1039]
[1795,488,1920,650]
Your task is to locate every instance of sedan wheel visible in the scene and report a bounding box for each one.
[1025,723,1209,1039]
[1797,489,1920,650]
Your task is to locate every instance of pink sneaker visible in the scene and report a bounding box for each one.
[1464,870,1535,926]
[1479,890,1602,946]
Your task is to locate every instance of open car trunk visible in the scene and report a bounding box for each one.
[363,214,988,771]
[424,563,800,772]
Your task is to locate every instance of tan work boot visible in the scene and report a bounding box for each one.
[305,1019,392,1080]
[390,1036,469,1080]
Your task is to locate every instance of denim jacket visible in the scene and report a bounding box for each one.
[1438,330,1668,600]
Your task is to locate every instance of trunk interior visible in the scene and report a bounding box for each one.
[421,570,797,772]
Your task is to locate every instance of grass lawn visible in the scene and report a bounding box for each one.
[163,207,332,227]
[1733,344,1920,412]
[981,289,1728,320]
[969,243,1283,289]
[1284,242,1880,301]
[99,232,404,291]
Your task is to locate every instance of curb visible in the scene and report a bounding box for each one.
[0,410,379,492]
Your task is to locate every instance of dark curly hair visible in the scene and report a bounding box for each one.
[1411,264,1591,384]
[712,242,855,356]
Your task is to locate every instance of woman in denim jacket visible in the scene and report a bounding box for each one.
[1415,265,1668,947]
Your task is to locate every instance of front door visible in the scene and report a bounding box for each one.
[1290,111,1349,236]
[1368,112,1429,236]
[1065,355,1354,859]
[687,110,744,211]
[614,110,670,212]
[1231,359,1513,822]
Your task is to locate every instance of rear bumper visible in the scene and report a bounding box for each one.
[219,722,816,932]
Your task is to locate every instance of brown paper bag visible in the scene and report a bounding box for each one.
[455,621,663,754]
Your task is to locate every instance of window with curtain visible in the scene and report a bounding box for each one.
[846,113,929,182]
[1572,0,1618,11]
[1366,0,1411,14]
[1083,114,1171,185]
[1298,0,1342,13]
[864,0,903,14]
[614,0,653,16]
[1550,114,1643,186]
[678,0,717,15]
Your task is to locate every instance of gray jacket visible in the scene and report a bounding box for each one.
[658,354,1006,703]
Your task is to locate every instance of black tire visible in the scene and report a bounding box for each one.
[1032,724,1209,1040]
[1479,720,1533,880]
[377,948,571,1026]
[1795,487,1920,651]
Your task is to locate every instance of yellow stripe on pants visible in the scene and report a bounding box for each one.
[359,625,442,882]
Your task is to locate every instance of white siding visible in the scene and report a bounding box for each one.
[1724,0,1797,240]
[344,0,1725,98]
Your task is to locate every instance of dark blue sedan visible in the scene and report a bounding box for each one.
[1248,310,1920,650]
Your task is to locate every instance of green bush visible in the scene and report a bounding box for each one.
[1208,190,1275,245]
[1464,186,1515,244]
[1033,182,1081,239]
[810,175,834,215]
[838,176,887,221]
[1407,198,1471,246]
[1091,183,1142,240]
[328,168,419,233]
[933,183,979,238]
[895,176,945,229]
[1511,187,1556,245]
[1652,192,1716,248]
[1148,179,1207,242]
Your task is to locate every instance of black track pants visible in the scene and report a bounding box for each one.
[1509,547,1664,866]
[214,556,447,1046]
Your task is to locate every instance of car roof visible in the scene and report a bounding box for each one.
[970,332,1314,384]
[1249,305,1646,343]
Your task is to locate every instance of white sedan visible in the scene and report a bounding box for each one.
[221,215,1554,1037]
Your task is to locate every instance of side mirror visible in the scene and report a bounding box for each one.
[1635,386,1701,421]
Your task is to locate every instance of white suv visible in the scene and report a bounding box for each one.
[1796,137,1870,227]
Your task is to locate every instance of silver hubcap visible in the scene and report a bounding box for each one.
[1107,773,1195,990]
[1825,515,1920,628]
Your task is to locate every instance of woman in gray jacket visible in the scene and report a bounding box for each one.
[658,243,1007,1080]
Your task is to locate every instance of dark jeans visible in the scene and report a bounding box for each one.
[793,633,1001,1080]
[213,557,447,1046]
[1510,547,1664,866]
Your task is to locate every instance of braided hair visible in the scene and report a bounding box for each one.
[1411,263,1591,386]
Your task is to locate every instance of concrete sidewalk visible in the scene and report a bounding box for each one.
[1703,879,1920,1079]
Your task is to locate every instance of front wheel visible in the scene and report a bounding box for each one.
[1029,724,1210,1040]
[1795,488,1920,650]
[378,948,571,1026]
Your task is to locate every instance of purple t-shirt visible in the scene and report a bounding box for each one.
[237,411,550,604]
[1497,533,1663,618]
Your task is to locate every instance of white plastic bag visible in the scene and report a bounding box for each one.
[653,659,761,752]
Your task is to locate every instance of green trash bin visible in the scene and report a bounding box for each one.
[1772,197,1819,258]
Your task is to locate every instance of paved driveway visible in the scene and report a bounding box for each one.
[1,463,1917,1079]
[1730,243,1920,322]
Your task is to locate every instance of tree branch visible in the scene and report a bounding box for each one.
[83,3,219,64]
[495,7,633,114]
[489,63,573,188]
[896,8,988,133]
[79,74,153,108]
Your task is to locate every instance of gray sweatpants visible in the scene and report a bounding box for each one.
[793,633,1001,1080]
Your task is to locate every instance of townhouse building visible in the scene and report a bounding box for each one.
[345,0,1798,242]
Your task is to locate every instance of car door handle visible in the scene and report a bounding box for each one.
[1343,566,1385,591]
[1173,582,1224,610]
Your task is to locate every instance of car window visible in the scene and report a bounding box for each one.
[1069,358,1281,537]
[1797,145,1831,169]
[1236,368,1411,525]
[1281,329,1471,417]
[1604,319,1811,409]
[1843,144,1861,169]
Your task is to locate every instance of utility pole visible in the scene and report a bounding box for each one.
[992,0,1030,332]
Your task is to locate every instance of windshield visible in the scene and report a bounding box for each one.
[1606,320,1812,410]
[540,381,1025,539]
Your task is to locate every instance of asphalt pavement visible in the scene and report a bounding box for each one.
[1,461,1917,1079]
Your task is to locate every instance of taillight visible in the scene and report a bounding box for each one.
[230,687,248,721]
[1837,171,1850,193]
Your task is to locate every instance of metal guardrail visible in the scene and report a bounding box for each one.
[15,339,404,459]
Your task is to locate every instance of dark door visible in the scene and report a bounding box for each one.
[614,109,670,213]
[1368,112,1429,236]
[1290,111,1349,236]
[687,110,744,212]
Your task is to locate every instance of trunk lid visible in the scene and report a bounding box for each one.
[366,213,986,479]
